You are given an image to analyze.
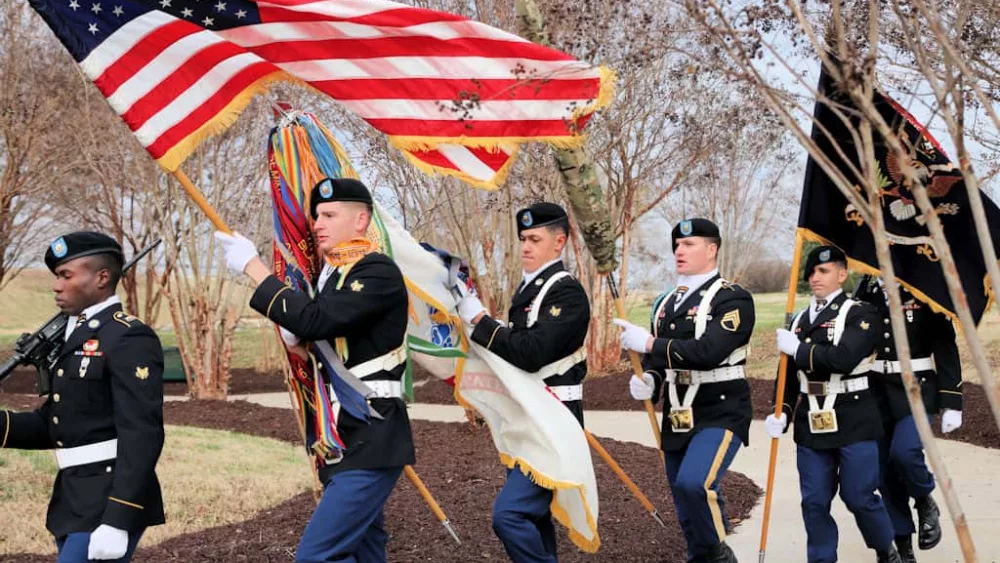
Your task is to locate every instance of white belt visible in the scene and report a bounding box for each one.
[549,384,583,401]
[871,357,934,374]
[665,365,745,385]
[361,380,404,399]
[726,346,749,365]
[350,346,406,378]
[536,348,586,379]
[55,438,117,470]
[800,376,869,396]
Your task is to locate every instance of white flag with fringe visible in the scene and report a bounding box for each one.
[368,202,600,552]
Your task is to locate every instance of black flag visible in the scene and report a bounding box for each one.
[798,62,1000,325]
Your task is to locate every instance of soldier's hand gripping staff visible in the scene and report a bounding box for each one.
[614,218,754,563]
[767,246,903,563]
[215,178,415,563]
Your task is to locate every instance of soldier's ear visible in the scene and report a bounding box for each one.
[555,232,567,251]
[95,267,111,290]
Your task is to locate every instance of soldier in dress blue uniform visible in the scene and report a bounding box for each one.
[454,202,590,563]
[215,178,415,563]
[613,218,754,563]
[855,275,961,562]
[0,232,165,562]
[766,246,902,563]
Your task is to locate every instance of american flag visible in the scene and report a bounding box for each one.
[28,0,612,189]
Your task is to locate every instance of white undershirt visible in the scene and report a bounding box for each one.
[64,295,121,341]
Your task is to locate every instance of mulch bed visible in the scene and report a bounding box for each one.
[1,398,761,562]
[414,371,1000,450]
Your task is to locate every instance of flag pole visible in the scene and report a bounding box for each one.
[404,465,461,544]
[171,169,232,234]
[585,430,666,528]
[170,168,461,538]
[606,273,663,452]
[758,229,804,563]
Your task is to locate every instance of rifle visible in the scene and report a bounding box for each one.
[0,239,162,393]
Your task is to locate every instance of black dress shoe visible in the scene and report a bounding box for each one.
[915,496,942,550]
[704,541,738,563]
[895,534,916,563]
[876,544,904,563]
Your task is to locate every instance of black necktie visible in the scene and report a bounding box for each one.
[75,313,87,327]
[815,299,827,312]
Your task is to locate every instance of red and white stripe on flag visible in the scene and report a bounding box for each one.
[62,0,613,189]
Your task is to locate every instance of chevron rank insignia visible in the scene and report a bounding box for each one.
[720,310,741,332]
[135,366,149,380]
[549,306,561,317]
[350,280,364,292]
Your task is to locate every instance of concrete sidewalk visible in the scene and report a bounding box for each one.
[215,394,1000,562]
[583,411,1000,563]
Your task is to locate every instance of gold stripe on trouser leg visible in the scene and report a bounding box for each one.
[703,429,734,541]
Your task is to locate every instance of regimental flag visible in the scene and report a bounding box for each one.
[265,106,600,547]
[798,62,1000,325]
[27,0,613,189]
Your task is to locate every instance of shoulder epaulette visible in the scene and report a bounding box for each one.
[113,311,143,328]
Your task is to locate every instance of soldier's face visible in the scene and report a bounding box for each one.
[52,258,107,315]
[808,263,848,299]
[313,202,370,254]
[674,238,717,275]
[519,226,566,274]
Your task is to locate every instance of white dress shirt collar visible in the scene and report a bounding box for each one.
[65,294,121,341]
[521,258,563,291]
[808,288,843,323]
[673,268,719,309]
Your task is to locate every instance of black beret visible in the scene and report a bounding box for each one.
[803,245,848,281]
[516,202,568,234]
[310,177,373,219]
[44,231,123,273]
[671,218,721,250]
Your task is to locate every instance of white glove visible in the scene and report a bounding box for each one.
[453,273,477,300]
[629,372,655,401]
[457,295,486,325]
[612,319,653,353]
[765,413,788,439]
[776,329,801,357]
[279,327,300,347]
[941,409,962,433]
[88,524,128,560]
[214,231,259,276]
